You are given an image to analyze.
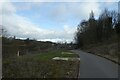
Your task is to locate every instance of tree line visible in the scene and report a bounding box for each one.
[75,8,120,48]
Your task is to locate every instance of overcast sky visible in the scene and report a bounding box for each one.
[0,0,119,43]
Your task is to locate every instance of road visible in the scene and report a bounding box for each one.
[73,50,119,78]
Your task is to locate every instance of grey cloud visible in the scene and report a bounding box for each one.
[1,1,76,42]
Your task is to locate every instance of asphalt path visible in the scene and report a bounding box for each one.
[73,50,119,78]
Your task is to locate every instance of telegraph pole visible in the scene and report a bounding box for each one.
[118,1,120,51]
[118,1,120,79]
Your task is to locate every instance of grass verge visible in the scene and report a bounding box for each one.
[3,50,80,78]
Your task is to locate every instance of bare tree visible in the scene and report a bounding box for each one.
[0,25,9,37]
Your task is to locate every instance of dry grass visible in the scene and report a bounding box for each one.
[3,50,80,78]
[85,43,119,64]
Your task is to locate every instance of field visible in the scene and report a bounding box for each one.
[3,50,80,78]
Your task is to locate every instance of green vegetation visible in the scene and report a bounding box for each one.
[32,50,79,60]
[16,50,79,61]
[3,50,80,78]
[2,34,79,78]
[75,8,120,64]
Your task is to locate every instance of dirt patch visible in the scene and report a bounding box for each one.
[52,57,80,61]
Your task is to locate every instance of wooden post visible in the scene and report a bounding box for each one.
[17,50,20,56]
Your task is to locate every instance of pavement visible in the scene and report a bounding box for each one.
[73,50,119,78]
